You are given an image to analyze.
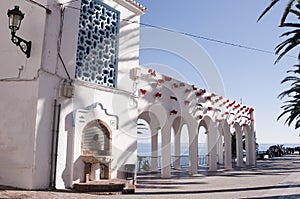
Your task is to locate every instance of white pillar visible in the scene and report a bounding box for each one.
[174,130,181,170]
[217,133,224,165]
[208,122,218,171]
[246,127,255,166]
[90,163,100,181]
[173,121,182,170]
[188,122,198,175]
[223,122,232,169]
[161,124,171,178]
[250,112,256,165]
[151,127,158,172]
[251,130,256,165]
[245,127,252,166]
[236,128,243,167]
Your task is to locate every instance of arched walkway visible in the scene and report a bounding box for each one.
[138,111,161,173]
[135,66,256,179]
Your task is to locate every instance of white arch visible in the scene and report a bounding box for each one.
[233,123,243,167]
[138,111,161,173]
[172,116,185,170]
[218,120,232,169]
[199,116,218,171]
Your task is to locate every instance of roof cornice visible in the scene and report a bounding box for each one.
[113,0,147,15]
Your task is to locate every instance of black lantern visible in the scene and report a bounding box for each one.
[7,6,31,58]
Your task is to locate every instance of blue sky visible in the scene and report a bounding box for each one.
[137,0,300,144]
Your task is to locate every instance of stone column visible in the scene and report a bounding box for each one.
[151,127,158,172]
[208,122,218,171]
[223,122,232,169]
[250,111,256,166]
[174,130,181,170]
[235,125,243,167]
[161,123,171,178]
[245,127,252,166]
[251,130,256,165]
[188,122,198,175]
[173,122,182,170]
[217,132,224,165]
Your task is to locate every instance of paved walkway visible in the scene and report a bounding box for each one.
[1,155,300,198]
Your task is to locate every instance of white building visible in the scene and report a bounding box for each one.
[0,0,146,189]
[0,0,256,190]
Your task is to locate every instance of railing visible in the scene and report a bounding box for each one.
[137,155,208,172]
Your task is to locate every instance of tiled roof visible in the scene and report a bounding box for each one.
[124,0,147,12]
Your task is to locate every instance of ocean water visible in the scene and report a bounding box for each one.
[137,142,208,168]
[137,142,207,156]
[137,142,300,155]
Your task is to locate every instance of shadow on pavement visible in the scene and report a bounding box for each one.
[135,184,300,195]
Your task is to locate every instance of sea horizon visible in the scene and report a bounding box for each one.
[137,142,300,156]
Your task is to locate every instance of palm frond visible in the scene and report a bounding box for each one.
[295,120,300,129]
[275,38,300,63]
[257,0,280,22]
[280,76,300,84]
[280,29,300,37]
[280,0,295,26]
[289,9,300,17]
[281,22,300,28]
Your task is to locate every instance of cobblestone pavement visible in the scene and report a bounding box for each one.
[1,155,300,199]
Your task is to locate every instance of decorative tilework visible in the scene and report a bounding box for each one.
[75,0,120,88]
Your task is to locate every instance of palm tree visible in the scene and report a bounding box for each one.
[258,0,300,129]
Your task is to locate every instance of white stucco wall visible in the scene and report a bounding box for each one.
[0,0,143,190]
[50,0,143,189]
[0,0,47,189]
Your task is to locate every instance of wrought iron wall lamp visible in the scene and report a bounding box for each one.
[7,6,31,58]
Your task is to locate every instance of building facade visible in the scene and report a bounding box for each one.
[0,0,256,190]
[0,0,145,189]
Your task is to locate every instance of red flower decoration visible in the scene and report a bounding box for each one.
[185,89,191,93]
[196,92,203,97]
[158,79,164,83]
[207,106,213,111]
[197,115,203,120]
[170,109,178,115]
[165,76,172,81]
[155,92,162,98]
[192,85,197,90]
[139,89,147,95]
[152,71,156,77]
[234,104,240,109]
[206,96,212,101]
